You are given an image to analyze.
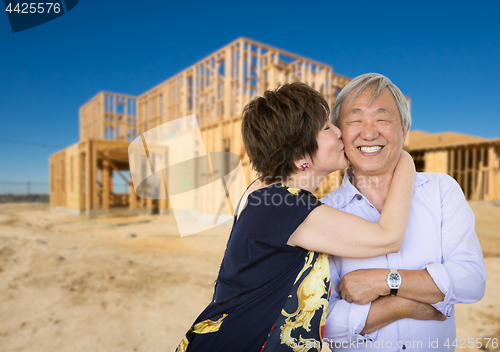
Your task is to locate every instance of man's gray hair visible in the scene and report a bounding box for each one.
[331,73,411,130]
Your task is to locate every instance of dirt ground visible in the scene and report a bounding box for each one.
[0,202,499,352]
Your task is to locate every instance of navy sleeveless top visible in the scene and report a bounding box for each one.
[176,183,330,352]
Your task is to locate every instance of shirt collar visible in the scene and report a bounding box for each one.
[332,169,429,208]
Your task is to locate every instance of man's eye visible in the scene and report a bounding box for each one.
[325,126,330,130]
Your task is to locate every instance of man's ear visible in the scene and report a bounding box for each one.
[402,125,410,145]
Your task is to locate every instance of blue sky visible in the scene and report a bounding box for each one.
[1,0,499,184]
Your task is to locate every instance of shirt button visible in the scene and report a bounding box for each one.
[402,345,406,350]
[356,195,362,201]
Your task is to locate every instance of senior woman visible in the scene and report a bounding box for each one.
[176,82,415,352]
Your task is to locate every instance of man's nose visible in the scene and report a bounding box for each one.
[360,120,379,140]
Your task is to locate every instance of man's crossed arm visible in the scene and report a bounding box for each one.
[338,268,446,334]
[325,177,486,340]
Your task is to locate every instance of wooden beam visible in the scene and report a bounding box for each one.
[102,157,110,210]
[472,147,477,201]
[224,48,232,119]
[256,45,261,94]
[449,148,455,179]
[457,148,463,189]
[92,140,98,209]
[464,148,469,199]
[85,140,92,213]
[239,39,244,114]
[97,150,131,186]
[198,114,241,131]
[129,176,137,209]
[478,147,486,201]
[79,151,85,210]
[489,145,500,201]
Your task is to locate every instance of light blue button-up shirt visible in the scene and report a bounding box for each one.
[321,171,486,351]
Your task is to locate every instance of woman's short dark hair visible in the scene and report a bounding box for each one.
[241,82,330,184]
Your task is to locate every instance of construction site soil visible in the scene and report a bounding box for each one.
[0,202,499,352]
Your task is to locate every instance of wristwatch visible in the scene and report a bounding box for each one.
[386,269,402,296]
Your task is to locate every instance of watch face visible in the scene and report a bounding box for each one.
[388,273,401,288]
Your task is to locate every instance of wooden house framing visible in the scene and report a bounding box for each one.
[49,37,350,217]
[408,131,500,201]
[49,37,500,218]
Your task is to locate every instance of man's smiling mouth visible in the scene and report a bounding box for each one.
[358,146,383,153]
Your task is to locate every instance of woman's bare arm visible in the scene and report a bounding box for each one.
[288,150,415,258]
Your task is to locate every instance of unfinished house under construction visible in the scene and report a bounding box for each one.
[49,37,500,219]
[49,37,350,217]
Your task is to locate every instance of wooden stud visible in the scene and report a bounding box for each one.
[84,140,92,213]
[79,152,84,210]
[489,145,500,201]
[239,39,244,114]
[102,155,110,210]
[471,147,477,200]
[457,148,463,190]
[92,141,98,209]
[478,147,486,200]
[130,184,137,209]
[449,148,455,179]
[464,148,470,199]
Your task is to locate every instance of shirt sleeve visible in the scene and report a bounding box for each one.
[323,255,378,343]
[422,175,487,317]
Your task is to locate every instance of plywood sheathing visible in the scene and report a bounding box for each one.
[50,139,147,216]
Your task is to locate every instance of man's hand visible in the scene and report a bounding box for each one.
[339,267,446,305]
[338,269,390,305]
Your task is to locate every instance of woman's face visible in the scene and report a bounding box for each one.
[306,120,348,175]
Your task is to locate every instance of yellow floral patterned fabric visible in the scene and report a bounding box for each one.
[176,314,227,352]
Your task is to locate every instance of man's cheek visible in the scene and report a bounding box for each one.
[344,148,356,161]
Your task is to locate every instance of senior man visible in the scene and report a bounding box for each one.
[321,73,486,351]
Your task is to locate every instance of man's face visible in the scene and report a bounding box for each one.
[338,87,408,178]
